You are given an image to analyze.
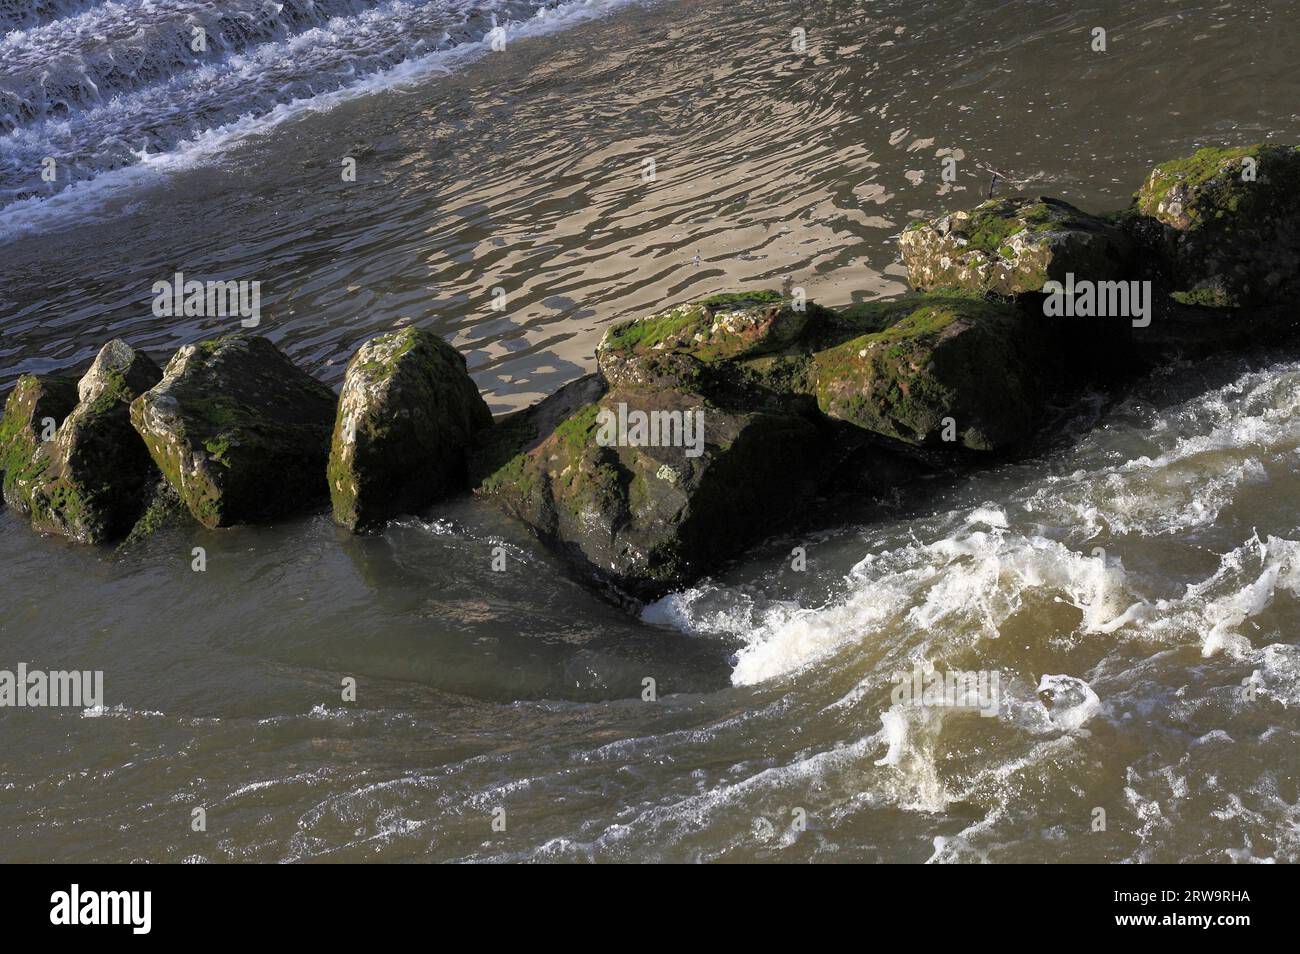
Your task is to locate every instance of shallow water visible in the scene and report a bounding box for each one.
[1,0,1299,862]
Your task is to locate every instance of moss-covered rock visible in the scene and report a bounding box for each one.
[473,288,1063,594]
[596,291,828,391]
[1130,144,1300,307]
[118,478,195,550]
[0,373,78,513]
[477,383,828,597]
[25,340,164,543]
[812,295,1050,451]
[900,197,1134,296]
[328,326,493,530]
[130,335,337,528]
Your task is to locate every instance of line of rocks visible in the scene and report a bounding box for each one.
[3,144,1299,600]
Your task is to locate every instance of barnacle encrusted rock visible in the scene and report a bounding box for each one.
[900,197,1134,296]
[0,373,78,513]
[24,340,163,543]
[130,335,337,528]
[328,326,493,531]
[1129,144,1300,307]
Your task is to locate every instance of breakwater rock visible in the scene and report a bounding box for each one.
[4,144,1299,600]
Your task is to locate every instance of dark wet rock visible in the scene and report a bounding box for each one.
[476,382,829,597]
[473,288,1070,595]
[469,374,608,488]
[469,281,1101,596]
[811,295,1053,452]
[24,340,163,543]
[328,326,493,531]
[118,478,195,550]
[900,197,1134,296]
[9,145,1299,603]
[0,373,78,513]
[130,335,337,529]
[1127,144,1300,307]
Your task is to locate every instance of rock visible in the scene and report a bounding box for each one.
[1130,144,1300,307]
[328,326,493,530]
[900,197,1134,296]
[475,289,1060,594]
[596,290,826,391]
[118,478,196,553]
[477,384,828,597]
[0,373,79,513]
[470,374,608,489]
[78,338,163,406]
[812,295,1052,451]
[118,478,195,550]
[130,335,337,528]
[25,340,164,543]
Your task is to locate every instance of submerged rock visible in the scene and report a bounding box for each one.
[130,335,337,528]
[25,340,164,543]
[812,295,1052,451]
[900,197,1134,296]
[0,373,79,513]
[1130,144,1300,307]
[328,326,492,531]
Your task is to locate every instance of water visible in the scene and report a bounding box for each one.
[1,0,1298,863]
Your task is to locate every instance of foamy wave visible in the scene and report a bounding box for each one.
[1145,534,1300,658]
[713,520,1131,686]
[679,524,1300,685]
[1027,363,1300,538]
[643,360,1300,688]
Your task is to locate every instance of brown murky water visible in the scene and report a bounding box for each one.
[1,0,1299,862]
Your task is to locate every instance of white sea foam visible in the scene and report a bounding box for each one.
[1143,534,1300,659]
[1026,364,1300,538]
[656,522,1134,686]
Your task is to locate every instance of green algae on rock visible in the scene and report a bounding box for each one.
[4,142,1298,600]
[477,382,828,597]
[900,196,1134,296]
[328,326,493,531]
[596,291,829,391]
[478,288,1060,594]
[118,478,195,550]
[1131,144,1300,307]
[25,340,164,544]
[130,335,337,529]
[812,296,1049,451]
[0,373,79,513]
